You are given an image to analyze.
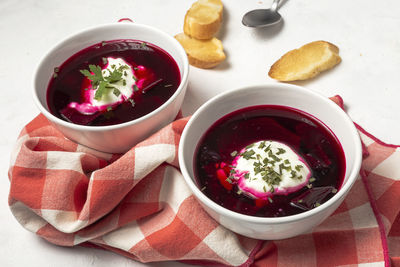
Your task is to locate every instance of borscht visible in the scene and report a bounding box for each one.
[194,105,346,217]
[46,39,181,126]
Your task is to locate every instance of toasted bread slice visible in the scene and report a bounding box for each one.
[175,33,226,69]
[268,41,341,81]
[184,0,223,40]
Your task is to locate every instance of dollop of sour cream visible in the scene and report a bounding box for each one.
[91,57,136,107]
[67,57,136,115]
[231,140,311,200]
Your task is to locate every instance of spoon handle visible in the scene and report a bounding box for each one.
[271,0,280,12]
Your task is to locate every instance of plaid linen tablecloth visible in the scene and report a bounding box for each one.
[8,96,400,266]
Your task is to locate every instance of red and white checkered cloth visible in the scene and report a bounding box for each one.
[8,96,400,266]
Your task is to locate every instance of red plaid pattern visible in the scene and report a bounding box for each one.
[8,96,400,266]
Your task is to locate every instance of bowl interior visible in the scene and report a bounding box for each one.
[180,84,362,220]
[34,23,187,118]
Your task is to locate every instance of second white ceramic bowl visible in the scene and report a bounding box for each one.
[33,23,189,153]
[179,83,362,240]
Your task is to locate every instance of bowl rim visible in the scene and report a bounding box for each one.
[178,83,363,224]
[32,22,189,131]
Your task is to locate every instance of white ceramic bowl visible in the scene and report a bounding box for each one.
[179,83,362,240]
[33,23,189,153]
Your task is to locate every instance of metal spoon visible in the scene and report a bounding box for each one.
[242,0,282,28]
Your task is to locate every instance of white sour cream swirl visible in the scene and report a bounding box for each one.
[232,140,311,199]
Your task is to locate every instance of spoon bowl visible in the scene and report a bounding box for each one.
[242,0,282,28]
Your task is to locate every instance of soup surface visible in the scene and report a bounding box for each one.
[194,105,346,217]
[47,39,181,126]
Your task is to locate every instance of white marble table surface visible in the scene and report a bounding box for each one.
[1,0,400,266]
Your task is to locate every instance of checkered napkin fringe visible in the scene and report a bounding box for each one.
[8,96,400,266]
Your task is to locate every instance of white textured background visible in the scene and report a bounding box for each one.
[1,0,400,266]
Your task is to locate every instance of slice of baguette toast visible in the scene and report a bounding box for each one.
[184,0,223,40]
[175,33,226,69]
[268,41,341,81]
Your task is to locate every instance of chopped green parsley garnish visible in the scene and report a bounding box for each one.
[268,150,281,162]
[246,143,255,149]
[276,148,286,155]
[238,142,306,190]
[128,98,135,107]
[295,165,303,171]
[265,144,271,152]
[80,64,129,101]
[270,187,275,193]
[241,149,256,160]
[258,141,266,149]
[53,67,59,78]
[113,88,121,97]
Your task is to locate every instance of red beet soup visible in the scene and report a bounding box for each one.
[46,39,181,126]
[194,105,346,217]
